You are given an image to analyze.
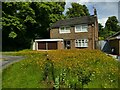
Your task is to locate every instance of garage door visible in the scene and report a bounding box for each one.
[48,41,57,50]
[38,42,46,50]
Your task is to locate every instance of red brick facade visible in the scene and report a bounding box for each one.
[50,16,98,50]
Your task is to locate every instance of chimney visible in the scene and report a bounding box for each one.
[93,6,97,17]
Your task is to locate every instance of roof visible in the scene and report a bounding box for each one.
[107,31,120,40]
[51,15,96,28]
[35,39,63,42]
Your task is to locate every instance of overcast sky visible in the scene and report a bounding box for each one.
[64,0,120,27]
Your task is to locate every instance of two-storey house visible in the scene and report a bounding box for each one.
[50,15,98,50]
[33,9,98,50]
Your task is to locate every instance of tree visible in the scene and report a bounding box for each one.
[105,16,119,36]
[98,23,105,40]
[98,16,120,39]
[2,2,66,51]
[2,2,35,51]
[66,3,90,18]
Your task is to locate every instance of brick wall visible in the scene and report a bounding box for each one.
[50,23,98,50]
[57,41,64,50]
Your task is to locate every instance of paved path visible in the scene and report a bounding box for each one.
[0,55,24,69]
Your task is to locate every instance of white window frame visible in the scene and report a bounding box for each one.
[75,39,88,47]
[75,25,88,32]
[59,26,70,34]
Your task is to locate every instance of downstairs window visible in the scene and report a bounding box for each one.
[75,39,88,47]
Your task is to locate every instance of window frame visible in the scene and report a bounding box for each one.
[75,39,88,47]
[75,24,88,32]
[59,26,71,34]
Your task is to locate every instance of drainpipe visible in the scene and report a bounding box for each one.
[92,24,95,49]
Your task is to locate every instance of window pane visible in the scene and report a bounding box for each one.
[60,27,70,33]
[75,25,88,32]
[61,27,64,30]
[75,39,88,47]
[82,25,88,32]
[79,41,81,47]
[76,25,81,31]
[66,27,70,30]
[82,40,84,42]
[85,39,88,47]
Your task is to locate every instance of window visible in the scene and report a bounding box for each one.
[59,27,70,33]
[75,25,88,32]
[75,39,88,47]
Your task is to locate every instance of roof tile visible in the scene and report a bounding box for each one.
[51,16,96,28]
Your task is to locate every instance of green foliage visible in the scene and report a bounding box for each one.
[66,3,90,18]
[2,2,66,51]
[99,16,120,39]
[8,31,17,38]
[98,23,104,39]
[2,50,119,88]
[105,16,119,32]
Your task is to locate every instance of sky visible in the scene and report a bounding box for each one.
[64,0,120,27]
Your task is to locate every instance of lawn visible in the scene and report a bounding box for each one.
[2,49,120,88]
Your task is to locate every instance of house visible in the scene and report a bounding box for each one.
[106,31,120,55]
[50,15,98,50]
[33,9,98,50]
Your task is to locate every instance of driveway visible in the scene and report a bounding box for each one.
[0,55,24,69]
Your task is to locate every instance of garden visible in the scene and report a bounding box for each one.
[2,49,120,88]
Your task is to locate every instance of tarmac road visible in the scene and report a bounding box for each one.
[0,55,24,69]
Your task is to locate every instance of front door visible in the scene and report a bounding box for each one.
[64,40,71,49]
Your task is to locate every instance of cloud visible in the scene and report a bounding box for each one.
[83,2,118,26]
[95,2,118,18]
[64,0,119,26]
[98,18,108,27]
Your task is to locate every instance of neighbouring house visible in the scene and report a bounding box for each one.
[106,31,120,55]
[33,9,98,50]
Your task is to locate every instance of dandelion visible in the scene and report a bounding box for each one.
[110,80,113,82]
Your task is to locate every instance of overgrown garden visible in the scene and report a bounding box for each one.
[2,50,119,88]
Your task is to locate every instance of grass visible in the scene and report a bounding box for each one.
[2,49,120,88]
[0,58,7,61]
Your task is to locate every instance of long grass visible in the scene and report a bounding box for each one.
[2,49,119,88]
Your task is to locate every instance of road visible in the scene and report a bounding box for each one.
[0,55,24,69]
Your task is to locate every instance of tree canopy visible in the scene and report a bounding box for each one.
[66,3,90,18]
[98,16,120,40]
[2,2,66,51]
[105,16,119,32]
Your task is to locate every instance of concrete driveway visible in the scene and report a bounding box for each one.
[0,55,24,69]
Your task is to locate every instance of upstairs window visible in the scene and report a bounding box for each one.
[75,39,88,47]
[59,27,70,33]
[75,25,88,32]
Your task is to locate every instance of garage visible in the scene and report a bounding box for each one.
[38,42,46,50]
[33,39,64,50]
[48,41,57,50]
